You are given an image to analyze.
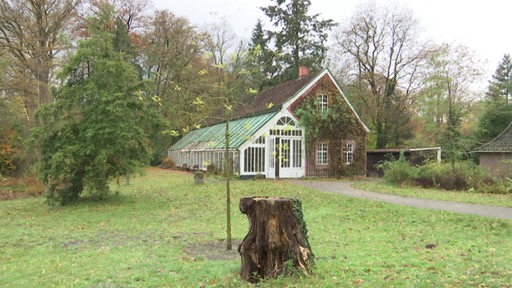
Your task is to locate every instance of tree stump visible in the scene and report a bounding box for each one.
[238,196,314,282]
[193,170,204,185]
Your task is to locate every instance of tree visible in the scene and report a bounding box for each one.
[0,0,80,118]
[420,44,482,164]
[140,10,232,165]
[200,18,236,70]
[246,19,277,90]
[108,0,150,33]
[486,53,512,105]
[334,3,432,148]
[476,104,512,144]
[476,54,512,144]
[80,0,150,33]
[0,55,27,176]
[33,4,163,205]
[218,73,254,251]
[260,0,335,82]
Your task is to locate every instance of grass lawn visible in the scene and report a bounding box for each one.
[1,168,511,287]
[354,180,512,208]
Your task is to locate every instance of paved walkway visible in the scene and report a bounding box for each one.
[288,180,512,220]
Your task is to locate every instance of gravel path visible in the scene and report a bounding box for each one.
[288,180,512,220]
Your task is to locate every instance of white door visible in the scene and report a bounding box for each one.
[277,137,304,178]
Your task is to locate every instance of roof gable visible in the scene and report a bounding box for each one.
[283,68,370,133]
[474,121,512,153]
[233,68,369,133]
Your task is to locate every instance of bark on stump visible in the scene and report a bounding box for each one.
[238,196,314,282]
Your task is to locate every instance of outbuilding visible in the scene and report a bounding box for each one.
[473,121,512,177]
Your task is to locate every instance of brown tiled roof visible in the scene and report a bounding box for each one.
[205,72,320,125]
[233,72,320,118]
[474,121,512,152]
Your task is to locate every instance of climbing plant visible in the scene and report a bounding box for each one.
[295,81,366,177]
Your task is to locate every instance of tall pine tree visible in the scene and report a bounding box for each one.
[246,19,276,90]
[259,0,335,83]
[477,53,512,143]
[486,54,512,104]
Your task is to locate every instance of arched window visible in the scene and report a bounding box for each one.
[276,116,296,126]
[270,116,302,136]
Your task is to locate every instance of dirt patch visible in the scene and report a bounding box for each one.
[183,239,243,261]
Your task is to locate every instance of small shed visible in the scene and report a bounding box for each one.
[473,122,512,177]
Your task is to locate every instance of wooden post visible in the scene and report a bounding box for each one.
[238,196,314,282]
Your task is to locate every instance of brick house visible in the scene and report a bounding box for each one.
[168,67,369,178]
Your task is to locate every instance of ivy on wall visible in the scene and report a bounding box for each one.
[294,79,367,177]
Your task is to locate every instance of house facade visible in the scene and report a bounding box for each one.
[474,122,512,177]
[168,68,369,178]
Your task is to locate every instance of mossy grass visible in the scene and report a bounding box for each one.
[1,168,511,287]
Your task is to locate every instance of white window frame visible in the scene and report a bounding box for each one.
[318,94,328,113]
[343,141,355,165]
[316,142,328,165]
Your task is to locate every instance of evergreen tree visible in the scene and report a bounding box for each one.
[476,54,512,143]
[476,104,512,143]
[486,54,512,104]
[33,4,163,205]
[260,0,335,83]
[246,19,276,90]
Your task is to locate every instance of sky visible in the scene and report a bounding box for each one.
[151,0,512,82]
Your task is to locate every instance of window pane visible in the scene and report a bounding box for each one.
[316,143,328,165]
[318,94,328,113]
[342,142,354,164]
[281,139,290,168]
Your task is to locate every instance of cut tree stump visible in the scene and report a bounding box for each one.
[238,196,314,282]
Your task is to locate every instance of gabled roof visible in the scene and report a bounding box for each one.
[283,68,370,133]
[232,71,320,118]
[235,68,369,133]
[474,121,512,153]
[170,111,278,151]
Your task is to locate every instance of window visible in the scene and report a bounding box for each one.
[276,116,295,126]
[318,94,328,113]
[280,139,291,168]
[343,142,355,165]
[316,142,328,165]
[244,147,265,173]
[292,139,302,168]
[243,135,266,173]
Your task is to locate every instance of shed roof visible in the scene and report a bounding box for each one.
[474,121,512,153]
[170,111,278,152]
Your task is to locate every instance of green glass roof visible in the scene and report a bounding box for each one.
[170,111,278,151]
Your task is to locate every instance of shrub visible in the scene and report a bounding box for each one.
[380,158,508,193]
[378,157,418,185]
[160,157,175,169]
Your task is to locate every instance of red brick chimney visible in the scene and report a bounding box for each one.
[299,66,309,78]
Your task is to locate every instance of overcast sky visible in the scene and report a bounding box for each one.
[152,0,512,81]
